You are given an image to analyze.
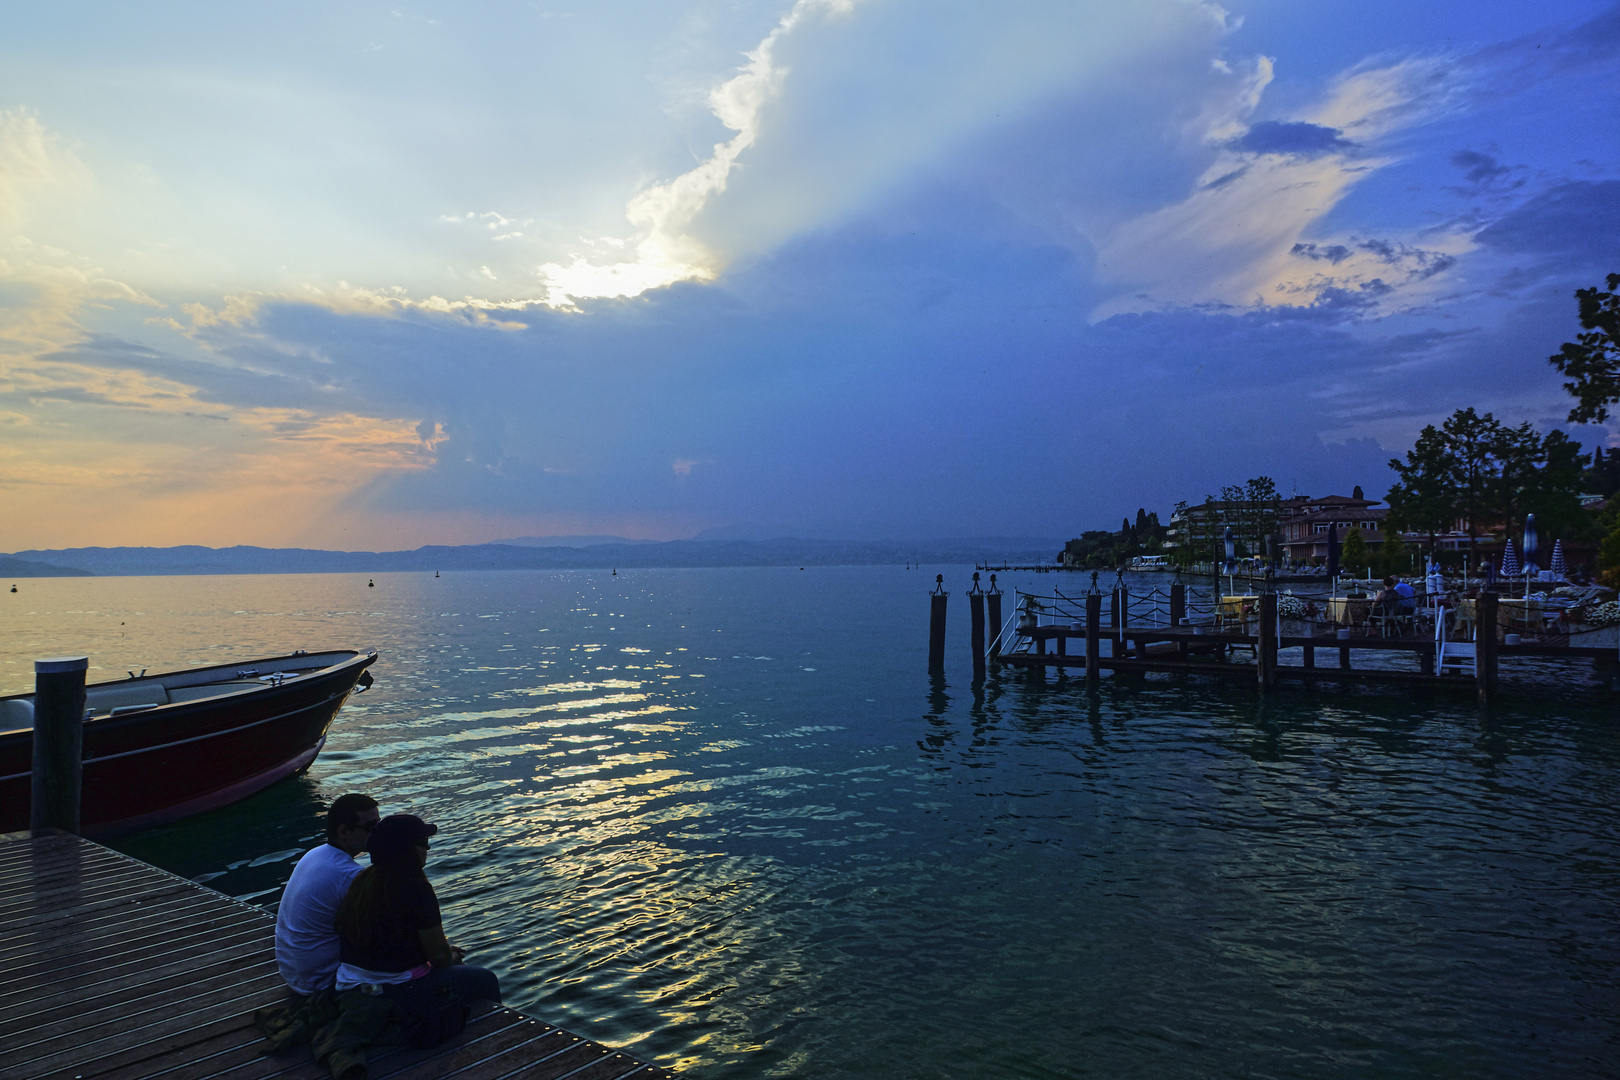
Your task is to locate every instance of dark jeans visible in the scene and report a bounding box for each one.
[381,964,502,1010]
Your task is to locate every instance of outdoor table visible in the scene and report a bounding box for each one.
[1218,595,1257,626]
[1324,596,1372,627]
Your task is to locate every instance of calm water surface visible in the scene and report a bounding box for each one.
[4,568,1620,1078]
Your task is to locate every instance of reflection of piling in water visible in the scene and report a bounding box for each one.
[928,575,948,675]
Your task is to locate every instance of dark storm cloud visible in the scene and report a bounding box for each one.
[1228,121,1354,157]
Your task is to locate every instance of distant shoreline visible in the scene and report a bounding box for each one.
[4,538,1064,578]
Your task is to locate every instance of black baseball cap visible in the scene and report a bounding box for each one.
[366,814,439,861]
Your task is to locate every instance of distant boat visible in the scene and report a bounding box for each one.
[0,649,377,835]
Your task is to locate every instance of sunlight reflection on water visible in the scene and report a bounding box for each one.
[6,569,1620,1078]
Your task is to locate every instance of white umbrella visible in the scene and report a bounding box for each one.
[1500,539,1520,579]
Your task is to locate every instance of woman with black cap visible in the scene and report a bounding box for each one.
[334,814,501,1009]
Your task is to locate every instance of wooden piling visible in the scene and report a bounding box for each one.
[1085,593,1101,681]
[1477,592,1499,705]
[1110,587,1124,659]
[987,578,1004,661]
[1171,582,1188,659]
[969,575,986,675]
[928,578,948,675]
[31,656,87,837]
[1257,594,1277,691]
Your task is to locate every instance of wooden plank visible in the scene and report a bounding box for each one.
[382,1019,572,1080]
[0,871,192,925]
[210,1004,528,1080]
[0,919,267,990]
[0,889,248,959]
[1,950,277,1039]
[1,926,273,1010]
[0,908,267,991]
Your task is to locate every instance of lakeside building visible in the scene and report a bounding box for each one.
[1167,492,1380,562]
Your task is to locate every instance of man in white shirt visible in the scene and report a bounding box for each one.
[275,793,381,995]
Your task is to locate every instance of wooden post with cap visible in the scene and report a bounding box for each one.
[986,574,1004,662]
[968,573,986,675]
[928,576,949,675]
[32,655,88,836]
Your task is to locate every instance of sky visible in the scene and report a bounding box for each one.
[2,0,1618,550]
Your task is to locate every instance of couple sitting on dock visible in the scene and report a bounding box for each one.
[268,794,500,1056]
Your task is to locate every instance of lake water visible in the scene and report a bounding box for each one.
[5,568,1620,1078]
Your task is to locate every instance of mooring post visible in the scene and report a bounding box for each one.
[1477,591,1499,706]
[31,656,88,836]
[1257,593,1277,691]
[1085,592,1101,681]
[1110,587,1123,659]
[928,576,948,675]
[987,575,1003,661]
[969,573,986,675]
[1170,582,1187,659]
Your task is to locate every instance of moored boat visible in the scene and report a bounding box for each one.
[0,649,377,835]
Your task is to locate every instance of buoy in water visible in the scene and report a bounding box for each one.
[435,571,440,578]
[368,579,375,587]
[612,568,617,576]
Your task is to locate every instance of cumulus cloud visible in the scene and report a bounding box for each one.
[1093,55,1469,317]
[537,0,860,307]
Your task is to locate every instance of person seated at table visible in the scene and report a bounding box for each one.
[1386,576,1416,613]
[334,814,501,1010]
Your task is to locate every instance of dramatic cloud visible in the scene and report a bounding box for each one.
[0,2,1615,548]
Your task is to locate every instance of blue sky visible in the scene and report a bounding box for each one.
[2,0,1617,548]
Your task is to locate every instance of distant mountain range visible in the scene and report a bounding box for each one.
[5,537,1064,577]
[0,555,95,578]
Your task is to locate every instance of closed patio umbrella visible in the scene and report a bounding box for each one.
[1500,538,1519,579]
[1326,524,1341,598]
[1551,539,1567,579]
[1223,526,1237,597]
[1523,513,1539,577]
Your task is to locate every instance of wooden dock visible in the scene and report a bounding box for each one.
[0,830,675,1080]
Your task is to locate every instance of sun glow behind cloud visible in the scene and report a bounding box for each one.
[537,0,860,307]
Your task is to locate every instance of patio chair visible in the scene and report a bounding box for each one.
[1368,595,1411,638]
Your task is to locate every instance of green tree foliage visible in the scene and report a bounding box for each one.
[1549,273,1620,423]
[1584,445,1620,497]
[1597,503,1620,590]
[1341,528,1369,576]
[1385,424,1456,551]
[1061,512,1169,569]
[1385,408,1589,555]
[1375,534,1413,577]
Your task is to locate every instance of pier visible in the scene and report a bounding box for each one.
[954,576,1619,704]
[0,829,675,1080]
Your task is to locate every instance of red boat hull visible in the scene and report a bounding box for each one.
[0,651,377,836]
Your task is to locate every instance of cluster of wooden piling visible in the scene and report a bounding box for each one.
[930,579,1589,705]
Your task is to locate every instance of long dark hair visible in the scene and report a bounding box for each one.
[335,853,428,948]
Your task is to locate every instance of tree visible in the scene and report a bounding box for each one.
[1342,528,1369,577]
[1386,424,1457,554]
[1549,273,1620,423]
[1385,407,1591,558]
[1377,534,1413,577]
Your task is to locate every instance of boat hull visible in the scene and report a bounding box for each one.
[0,650,376,836]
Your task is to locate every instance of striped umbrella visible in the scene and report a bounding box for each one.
[1500,539,1520,579]
[1551,539,1567,578]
